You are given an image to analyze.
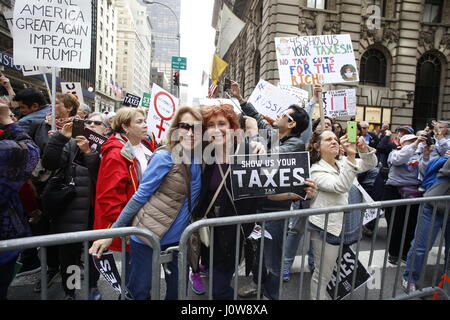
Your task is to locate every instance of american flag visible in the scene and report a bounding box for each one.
[208,78,218,98]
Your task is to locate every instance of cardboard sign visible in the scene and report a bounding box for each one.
[322,89,356,118]
[275,34,359,85]
[147,84,179,143]
[229,152,310,200]
[91,252,131,298]
[84,128,107,153]
[197,98,242,114]
[141,92,151,108]
[61,82,84,104]
[326,246,371,300]
[248,79,309,120]
[12,0,92,68]
[278,85,309,108]
[123,93,141,108]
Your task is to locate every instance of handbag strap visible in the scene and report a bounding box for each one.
[180,163,192,213]
[202,144,241,219]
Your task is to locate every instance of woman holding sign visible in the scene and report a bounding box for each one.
[307,130,377,300]
[90,106,203,300]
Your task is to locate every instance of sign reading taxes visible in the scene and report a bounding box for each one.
[123,93,141,107]
[229,152,310,200]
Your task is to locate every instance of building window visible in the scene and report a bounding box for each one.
[307,0,327,9]
[254,51,261,86]
[360,48,387,87]
[371,0,387,17]
[423,0,443,23]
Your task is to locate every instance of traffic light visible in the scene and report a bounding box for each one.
[173,72,180,86]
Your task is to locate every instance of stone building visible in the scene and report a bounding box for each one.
[213,0,450,130]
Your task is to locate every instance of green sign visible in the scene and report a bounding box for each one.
[172,56,187,70]
[141,92,151,108]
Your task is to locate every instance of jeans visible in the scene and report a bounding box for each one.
[284,216,315,272]
[403,203,450,283]
[262,219,285,300]
[128,240,179,300]
[0,256,18,300]
[212,267,235,300]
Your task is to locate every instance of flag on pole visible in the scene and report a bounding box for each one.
[211,54,228,85]
[201,71,209,86]
[208,78,218,98]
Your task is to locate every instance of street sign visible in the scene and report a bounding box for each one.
[141,92,151,108]
[172,56,187,70]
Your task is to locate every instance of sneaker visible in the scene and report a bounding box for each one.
[34,269,60,293]
[199,264,209,277]
[283,269,290,282]
[402,278,418,293]
[89,287,102,300]
[15,260,41,277]
[190,272,206,295]
[64,293,76,300]
[238,283,258,298]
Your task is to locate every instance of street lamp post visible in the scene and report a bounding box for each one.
[143,0,180,98]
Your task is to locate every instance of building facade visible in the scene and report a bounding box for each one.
[213,0,450,131]
[115,0,152,102]
[145,0,181,94]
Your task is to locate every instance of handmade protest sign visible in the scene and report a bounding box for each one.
[61,82,84,104]
[229,152,310,200]
[279,85,309,108]
[322,89,356,118]
[147,84,179,143]
[123,93,141,108]
[12,0,92,68]
[92,252,131,298]
[326,246,371,300]
[275,34,359,86]
[84,128,107,153]
[248,79,309,120]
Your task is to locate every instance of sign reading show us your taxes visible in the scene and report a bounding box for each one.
[12,0,92,68]
[275,34,359,86]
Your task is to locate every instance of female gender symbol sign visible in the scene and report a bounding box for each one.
[154,91,176,139]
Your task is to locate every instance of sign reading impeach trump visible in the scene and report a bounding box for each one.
[229,152,310,200]
[275,34,359,86]
[13,0,92,68]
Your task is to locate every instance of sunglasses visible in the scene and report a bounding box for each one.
[178,122,202,132]
[278,110,294,122]
[85,120,105,126]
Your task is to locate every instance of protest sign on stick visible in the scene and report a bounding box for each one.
[123,93,141,108]
[275,34,359,86]
[12,0,92,68]
[323,89,357,118]
[61,82,85,104]
[147,84,179,143]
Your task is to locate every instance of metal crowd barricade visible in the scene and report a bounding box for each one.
[0,227,161,300]
[178,196,450,300]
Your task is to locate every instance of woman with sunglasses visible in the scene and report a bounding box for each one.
[307,130,377,300]
[90,106,203,300]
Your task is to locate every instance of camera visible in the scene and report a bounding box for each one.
[425,134,434,146]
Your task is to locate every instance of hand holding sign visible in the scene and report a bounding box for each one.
[89,238,113,259]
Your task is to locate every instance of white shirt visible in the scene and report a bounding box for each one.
[133,143,153,174]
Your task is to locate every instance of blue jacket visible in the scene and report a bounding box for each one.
[17,105,51,132]
[0,123,40,265]
[422,156,450,190]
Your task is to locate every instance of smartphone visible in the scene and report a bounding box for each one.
[72,119,85,138]
[224,78,231,92]
[347,121,357,143]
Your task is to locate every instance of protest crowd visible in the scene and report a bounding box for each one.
[1,68,450,301]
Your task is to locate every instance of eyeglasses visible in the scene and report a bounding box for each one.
[85,120,105,126]
[178,122,202,133]
[278,110,294,122]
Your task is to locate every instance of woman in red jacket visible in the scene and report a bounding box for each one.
[93,107,156,282]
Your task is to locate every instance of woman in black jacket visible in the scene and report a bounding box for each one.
[41,119,100,300]
[191,104,265,300]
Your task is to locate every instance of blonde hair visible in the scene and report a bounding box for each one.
[111,107,146,134]
[164,106,203,151]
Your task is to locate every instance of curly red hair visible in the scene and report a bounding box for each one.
[201,104,240,130]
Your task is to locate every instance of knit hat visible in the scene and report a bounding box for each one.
[400,134,418,144]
